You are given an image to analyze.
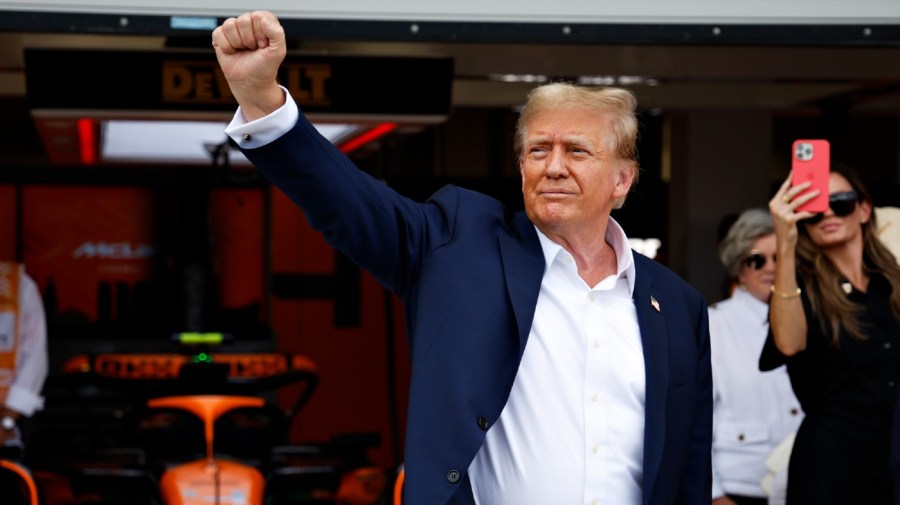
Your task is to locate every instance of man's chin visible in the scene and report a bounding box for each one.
[532,213,573,231]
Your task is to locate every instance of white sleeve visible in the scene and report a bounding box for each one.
[708,305,726,500]
[224,86,299,149]
[5,272,48,417]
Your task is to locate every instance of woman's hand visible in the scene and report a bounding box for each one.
[768,175,818,252]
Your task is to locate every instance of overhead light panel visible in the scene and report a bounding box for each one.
[578,75,659,86]
[99,120,363,165]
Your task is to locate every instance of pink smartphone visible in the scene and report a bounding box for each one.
[791,139,830,213]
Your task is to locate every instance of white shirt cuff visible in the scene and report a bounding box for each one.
[224,85,299,149]
[4,384,45,417]
[711,471,725,500]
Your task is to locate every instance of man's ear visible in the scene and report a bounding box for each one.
[614,161,636,196]
[519,157,526,193]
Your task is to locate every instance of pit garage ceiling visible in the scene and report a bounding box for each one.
[1,3,900,165]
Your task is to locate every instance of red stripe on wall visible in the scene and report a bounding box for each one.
[77,118,96,165]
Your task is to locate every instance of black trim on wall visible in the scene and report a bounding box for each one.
[1,10,900,46]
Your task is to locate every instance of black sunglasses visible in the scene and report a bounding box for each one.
[742,251,776,270]
[803,190,859,225]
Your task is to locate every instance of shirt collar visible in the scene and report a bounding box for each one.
[731,285,770,321]
[534,217,636,295]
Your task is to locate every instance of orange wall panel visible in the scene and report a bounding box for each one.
[269,186,409,469]
[22,186,155,321]
[209,188,264,312]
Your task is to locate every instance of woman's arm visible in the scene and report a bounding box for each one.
[768,176,817,356]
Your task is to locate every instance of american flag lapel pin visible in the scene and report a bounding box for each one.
[650,296,660,312]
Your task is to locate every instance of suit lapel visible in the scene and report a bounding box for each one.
[632,260,669,503]
[497,212,545,352]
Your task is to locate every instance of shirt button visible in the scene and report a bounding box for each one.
[477,416,489,431]
[890,381,896,388]
[592,445,599,454]
[885,342,892,349]
[738,434,745,442]
[593,340,600,349]
[589,293,595,303]
[446,470,460,483]
[591,393,598,402]
[242,133,252,142]
[591,500,598,505]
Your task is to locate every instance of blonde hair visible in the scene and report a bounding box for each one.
[514,82,641,208]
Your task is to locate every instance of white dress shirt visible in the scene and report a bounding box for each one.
[709,287,802,501]
[468,222,645,505]
[227,93,647,504]
[4,270,48,417]
[225,86,299,148]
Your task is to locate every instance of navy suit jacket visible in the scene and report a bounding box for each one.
[241,112,712,505]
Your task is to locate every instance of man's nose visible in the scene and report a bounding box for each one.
[545,147,568,177]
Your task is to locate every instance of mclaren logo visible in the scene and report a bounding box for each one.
[72,242,155,260]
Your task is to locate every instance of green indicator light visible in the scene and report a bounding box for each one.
[178,332,224,345]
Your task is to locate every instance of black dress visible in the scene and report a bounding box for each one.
[760,274,900,505]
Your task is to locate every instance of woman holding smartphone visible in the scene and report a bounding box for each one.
[762,164,900,504]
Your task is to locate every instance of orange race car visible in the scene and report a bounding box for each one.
[21,333,390,505]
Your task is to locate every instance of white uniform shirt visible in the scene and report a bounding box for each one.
[468,223,645,505]
[709,287,802,499]
[1,269,47,427]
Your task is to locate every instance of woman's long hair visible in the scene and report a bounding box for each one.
[796,165,900,345]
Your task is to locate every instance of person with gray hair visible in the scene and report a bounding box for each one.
[719,209,777,284]
[709,208,802,505]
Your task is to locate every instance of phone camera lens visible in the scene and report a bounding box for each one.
[796,144,813,160]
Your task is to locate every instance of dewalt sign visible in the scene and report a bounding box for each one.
[162,60,332,107]
[26,49,452,120]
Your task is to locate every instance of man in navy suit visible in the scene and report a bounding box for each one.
[213,11,711,505]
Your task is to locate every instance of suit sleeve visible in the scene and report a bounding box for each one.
[678,301,713,504]
[239,109,455,297]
